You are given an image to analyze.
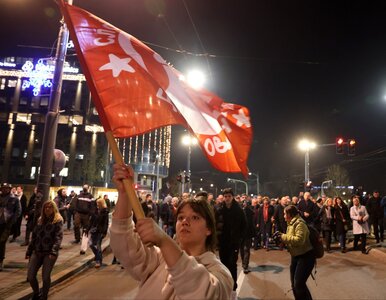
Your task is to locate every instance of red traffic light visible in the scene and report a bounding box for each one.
[336,137,344,154]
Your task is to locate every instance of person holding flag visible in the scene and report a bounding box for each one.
[109,163,233,299]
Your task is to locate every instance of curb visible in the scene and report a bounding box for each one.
[7,240,111,300]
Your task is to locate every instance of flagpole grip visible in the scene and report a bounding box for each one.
[105,131,145,220]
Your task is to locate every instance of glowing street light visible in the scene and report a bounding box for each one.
[186,70,205,89]
[298,139,316,151]
[298,139,317,184]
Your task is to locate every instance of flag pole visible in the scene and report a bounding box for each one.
[105,131,145,220]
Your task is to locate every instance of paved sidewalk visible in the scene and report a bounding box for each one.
[0,220,110,300]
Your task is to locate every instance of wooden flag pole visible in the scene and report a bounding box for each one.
[105,131,145,220]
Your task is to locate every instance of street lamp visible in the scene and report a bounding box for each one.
[298,139,316,184]
[227,178,248,195]
[186,70,205,90]
[181,134,198,192]
[210,183,218,198]
[248,172,260,195]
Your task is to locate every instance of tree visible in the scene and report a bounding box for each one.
[324,164,351,198]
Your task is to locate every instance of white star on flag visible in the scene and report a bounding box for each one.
[233,109,251,128]
[99,54,135,77]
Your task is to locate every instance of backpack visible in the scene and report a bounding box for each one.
[307,223,324,259]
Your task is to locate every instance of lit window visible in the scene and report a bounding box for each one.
[8,80,17,88]
[16,113,31,124]
[40,97,49,107]
[31,97,40,109]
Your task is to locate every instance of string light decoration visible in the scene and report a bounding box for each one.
[0,59,85,97]
[147,131,152,163]
[134,136,138,163]
[128,137,132,164]
[141,133,145,163]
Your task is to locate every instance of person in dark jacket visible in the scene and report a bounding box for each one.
[334,197,350,253]
[240,200,255,273]
[9,185,27,243]
[53,188,67,225]
[256,196,275,251]
[73,184,95,245]
[65,190,77,230]
[366,190,384,243]
[297,192,318,224]
[86,197,109,268]
[21,187,38,246]
[26,200,63,300]
[0,183,21,271]
[274,197,289,235]
[216,188,246,296]
[320,198,335,252]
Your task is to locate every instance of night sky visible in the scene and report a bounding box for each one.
[1,0,385,194]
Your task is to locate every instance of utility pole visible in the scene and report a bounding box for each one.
[37,3,72,201]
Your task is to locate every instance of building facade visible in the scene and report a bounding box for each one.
[0,55,171,199]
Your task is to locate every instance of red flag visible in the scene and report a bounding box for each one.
[59,1,252,176]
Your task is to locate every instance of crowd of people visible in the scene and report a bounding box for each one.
[0,175,385,300]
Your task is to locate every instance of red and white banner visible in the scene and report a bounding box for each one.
[59,1,252,176]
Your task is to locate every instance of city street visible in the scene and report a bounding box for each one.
[50,246,386,300]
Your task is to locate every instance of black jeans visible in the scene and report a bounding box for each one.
[290,250,315,300]
[74,212,90,242]
[370,218,384,242]
[0,223,11,260]
[66,209,74,230]
[90,232,103,263]
[240,238,252,270]
[27,252,57,299]
[219,245,239,291]
[353,234,367,252]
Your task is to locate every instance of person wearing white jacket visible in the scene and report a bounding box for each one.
[109,163,233,300]
[350,196,370,254]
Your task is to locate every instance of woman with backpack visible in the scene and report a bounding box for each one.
[275,205,315,300]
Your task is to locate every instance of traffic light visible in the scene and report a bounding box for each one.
[348,139,356,156]
[336,137,344,154]
[185,175,190,182]
[177,175,182,182]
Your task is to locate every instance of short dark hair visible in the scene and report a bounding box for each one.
[222,188,234,196]
[195,191,208,198]
[176,198,217,252]
[284,205,299,218]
